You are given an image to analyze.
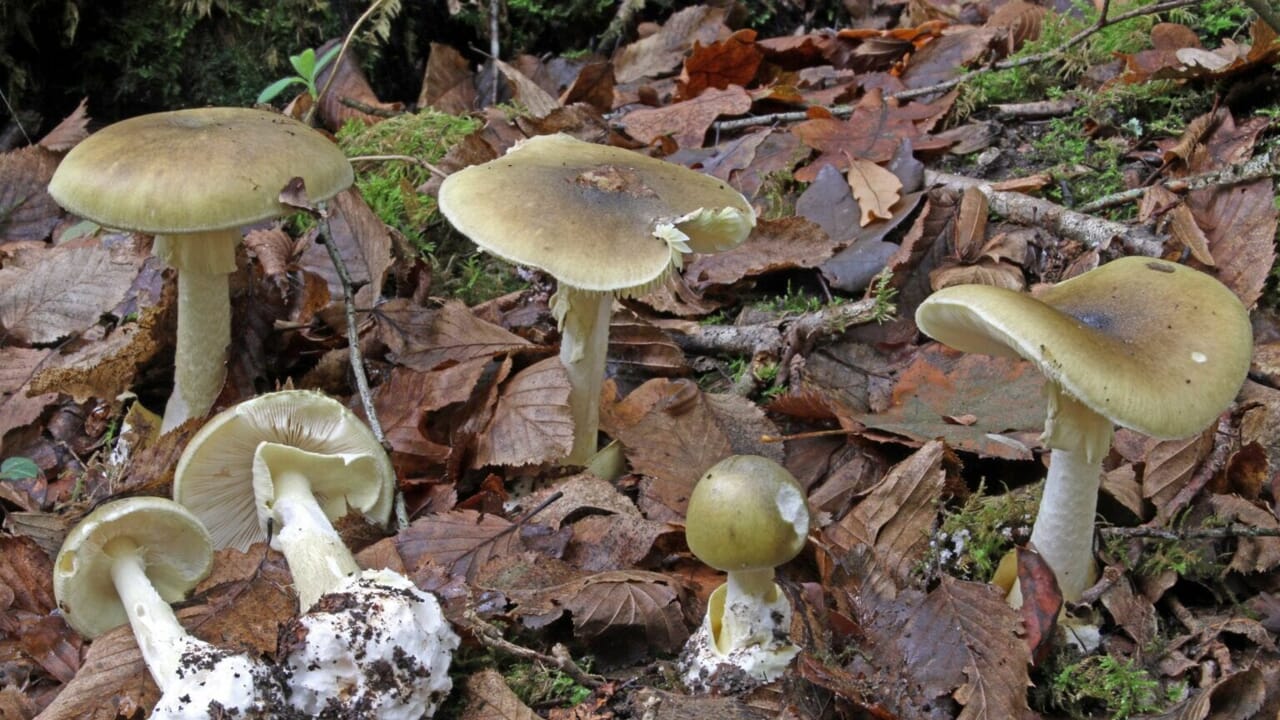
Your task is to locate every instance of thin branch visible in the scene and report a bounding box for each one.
[709,0,1201,133]
[463,609,605,688]
[338,96,403,119]
[925,170,1166,256]
[1098,524,1280,540]
[1241,0,1280,34]
[348,153,450,180]
[309,0,388,126]
[1076,144,1280,213]
[489,0,502,107]
[317,204,385,444]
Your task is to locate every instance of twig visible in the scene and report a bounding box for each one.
[489,0,502,107]
[709,0,1201,133]
[348,153,450,180]
[309,0,388,126]
[1098,524,1280,540]
[317,203,385,444]
[463,609,605,688]
[1241,0,1280,34]
[925,170,1166,256]
[1076,145,1280,213]
[338,96,403,119]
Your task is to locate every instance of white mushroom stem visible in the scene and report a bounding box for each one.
[104,536,201,693]
[156,230,239,434]
[716,568,788,653]
[1016,386,1113,606]
[268,467,361,611]
[553,286,613,465]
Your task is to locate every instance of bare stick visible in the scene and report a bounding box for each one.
[463,609,605,688]
[317,206,385,444]
[925,170,1166,256]
[490,0,502,107]
[338,96,403,119]
[1076,145,1280,213]
[1099,524,1280,540]
[348,153,450,180]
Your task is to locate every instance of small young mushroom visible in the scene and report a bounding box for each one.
[172,389,395,610]
[680,454,811,692]
[47,108,353,433]
[915,257,1252,604]
[172,389,460,717]
[438,133,756,465]
[53,496,283,718]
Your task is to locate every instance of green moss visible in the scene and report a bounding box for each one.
[1049,655,1174,719]
[337,110,480,254]
[926,482,1040,582]
[503,661,594,709]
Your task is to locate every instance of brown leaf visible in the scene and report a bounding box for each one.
[929,258,1026,291]
[474,356,574,467]
[557,570,689,655]
[38,97,92,152]
[393,510,522,582]
[1141,428,1214,518]
[462,669,538,720]
[564,514,671,572]
[825,440,948,600]
[419,42,478,114]
[299,188,392,312]
[685,216,840,287]
[907,577,1032,720]
[524,473,641,529]
[899,28,999,90]
[28,303,166,403]
[185,546,296,655]
[619,85,753,148]
[1014,546,1062,664]
[495,58,561,118]
[560,61,616,114]
[954,186,989,262]
[0,536,55,614]
[0,145,62,243]
[846,158,902,226]
[1187,177,1275,308]
[854,344,1047,460]
[612,6,730,84]
[795,163,859,244]
[1209,494,1280,574]
[606,378,734,520]
[384,300,536,371]
[0,244,143,344]
[607,307,688,381]
[30,625,157,720]
[314,40,403,131]
[1177,666,1266,720]
[791,93,912,181]
[0,347,57,451]
[676,29,763,100]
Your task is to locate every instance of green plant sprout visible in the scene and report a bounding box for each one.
[256,44,341,104]
[868,269,898,324]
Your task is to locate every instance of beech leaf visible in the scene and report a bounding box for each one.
[846,157,902,226]
[473,356,574,467]
[0,245,141,344]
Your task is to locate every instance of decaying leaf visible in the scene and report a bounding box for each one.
[676,28,763,100]
[612,6,730,84]
[0,145,63,243]
[392,510,522,582]
[462,669,538,720]
[620,85,753,148]
[0,244,143,344]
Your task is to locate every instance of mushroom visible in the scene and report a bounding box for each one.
[680,454,811,691]
[172,389,394,610]
[172,389,460,718]
[53,496,283,718]
[437,133,756,464]
[276,567,459,719]
[47,107,354,433]
[914,256,1252,604]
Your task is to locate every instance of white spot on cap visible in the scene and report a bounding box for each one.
[1191,351,1208,364]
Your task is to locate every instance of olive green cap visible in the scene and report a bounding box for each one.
[685,455,810,572]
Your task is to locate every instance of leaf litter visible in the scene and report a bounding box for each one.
[5,2,1280,719]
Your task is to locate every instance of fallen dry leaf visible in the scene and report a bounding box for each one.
[0,244,143,344]
[0,145,62,243]
[473,356,574,467]
[846,157,902,226]
[676,28,763,100]
[381,299,537,371]
[619,85,753,148]
[392,509,523,582]
[419,42,478,114]
[612,6,730,84]
[299,188,392,312]
[685,216,841,288]
[462,669,538,720]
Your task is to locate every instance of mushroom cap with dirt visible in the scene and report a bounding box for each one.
[437,133,756,465]
[53,496,283,718]
[47,107,353,433]
[680,454,810,692]
[914,256,1252,604]
[172,389,395,611]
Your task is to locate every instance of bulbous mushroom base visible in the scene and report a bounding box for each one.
[151,642,284,720]
[278,568,459,719]
[679,582,799,694]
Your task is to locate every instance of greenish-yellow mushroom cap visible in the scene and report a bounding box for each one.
[48,107,353,234]
[685,455,810,572]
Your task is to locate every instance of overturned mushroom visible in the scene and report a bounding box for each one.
[172,389,459,718]
[915,256,1252,604]
[47,108,353,433]
[53,496,283,718]
[438,133,755,464]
